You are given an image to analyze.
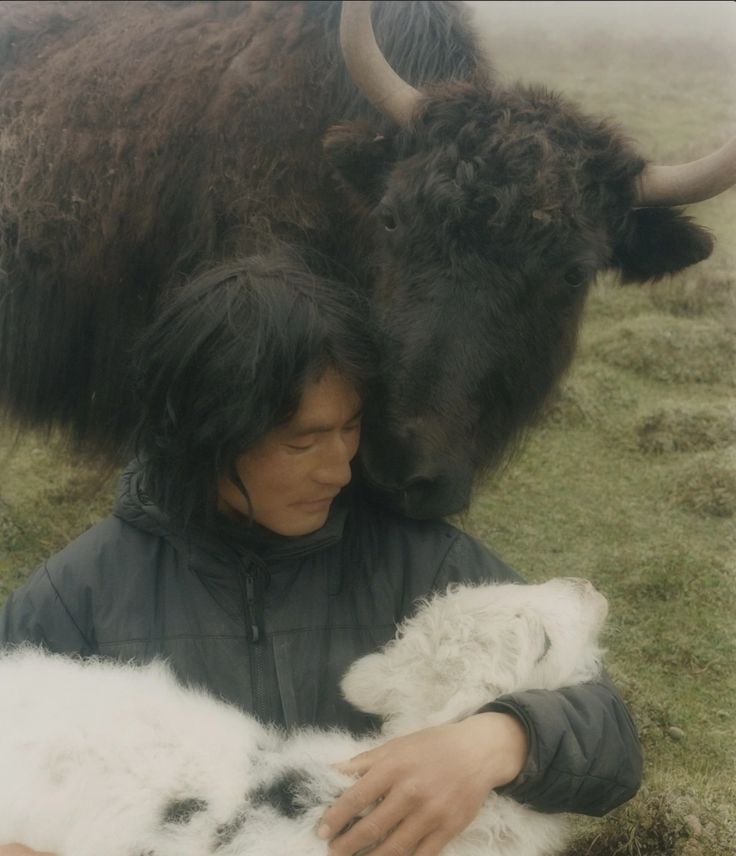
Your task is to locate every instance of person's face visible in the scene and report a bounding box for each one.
[217,370,363,536]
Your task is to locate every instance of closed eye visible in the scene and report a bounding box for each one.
[535,629,552,664]
[285,418,360,452]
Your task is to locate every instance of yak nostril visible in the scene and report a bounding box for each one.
[402,476,435,495]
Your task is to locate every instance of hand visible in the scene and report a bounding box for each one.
[317,712,529,856]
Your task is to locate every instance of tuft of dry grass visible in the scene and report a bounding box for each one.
[671,449,736,518]
[636,405,736,454]
[647,270,736,320]
[538,379,602,429]
[591,315,736,386]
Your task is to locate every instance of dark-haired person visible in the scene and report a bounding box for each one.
[0,251,641,856]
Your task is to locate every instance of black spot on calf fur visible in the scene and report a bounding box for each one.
[251,769,317,819]
[215,807,249,849]
[162,796,208,824]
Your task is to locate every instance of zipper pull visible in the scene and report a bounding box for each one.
[245,572,261,643]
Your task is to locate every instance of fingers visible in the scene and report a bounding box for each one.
[334,750,375,777]
[326,780,425,856]
[319,771,387,842]
[331,814,456,856]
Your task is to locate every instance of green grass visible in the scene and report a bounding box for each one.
[460,273,735,854]
[1,9,735,856]
[0,435,117,601]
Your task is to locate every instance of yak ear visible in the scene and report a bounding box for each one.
[323,120,396,207]
[612,208,714,284]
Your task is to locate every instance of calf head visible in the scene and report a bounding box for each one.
[341,578,608,736]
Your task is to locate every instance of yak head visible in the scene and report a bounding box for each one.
[323,1,730,519]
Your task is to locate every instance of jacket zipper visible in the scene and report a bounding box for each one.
[242,563,268,721]
[244,571,261,643]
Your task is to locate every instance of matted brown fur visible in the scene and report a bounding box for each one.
[0,1,482,459]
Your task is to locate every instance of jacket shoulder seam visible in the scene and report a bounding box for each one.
[42,562,95,652]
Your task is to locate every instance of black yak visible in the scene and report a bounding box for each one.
[0,0,732,517]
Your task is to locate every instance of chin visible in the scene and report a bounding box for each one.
[271,513,330,537]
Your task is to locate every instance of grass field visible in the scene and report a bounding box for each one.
[1,4,734,855]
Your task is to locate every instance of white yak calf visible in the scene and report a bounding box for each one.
[0,578,608,856]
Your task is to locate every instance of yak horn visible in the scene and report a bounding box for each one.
[340,0,421,126]
[635,136,736,207]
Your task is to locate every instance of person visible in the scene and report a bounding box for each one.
[0,249,642,856]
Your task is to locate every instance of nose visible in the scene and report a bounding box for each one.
[313,436,356,488]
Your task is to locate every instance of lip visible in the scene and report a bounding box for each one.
[293,496,338,509]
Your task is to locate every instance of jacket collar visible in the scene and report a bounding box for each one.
[113,462,348,569]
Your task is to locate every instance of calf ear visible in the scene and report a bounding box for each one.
[339,652,393,716]
[613,208,714,283]
[323,121,396,207]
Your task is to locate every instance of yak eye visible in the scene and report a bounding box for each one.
[382,211,397,232]
[564,265,587,287]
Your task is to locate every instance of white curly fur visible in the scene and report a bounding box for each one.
[0,578,608,856]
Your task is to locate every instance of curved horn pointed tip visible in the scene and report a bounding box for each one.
[339,0,421,127]
[636,135,736,207]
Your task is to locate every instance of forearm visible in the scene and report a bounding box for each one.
[481,674,643,816]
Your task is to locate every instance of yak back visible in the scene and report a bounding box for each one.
[0,0,487,453]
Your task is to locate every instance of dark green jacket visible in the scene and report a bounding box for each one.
[0,466,642,815]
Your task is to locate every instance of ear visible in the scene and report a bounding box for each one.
[339,652,394,716]
[323,120,396,206]
[612,208,713,283]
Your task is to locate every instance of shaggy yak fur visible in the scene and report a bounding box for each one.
[0,1,715,516]
[0,578,608,856]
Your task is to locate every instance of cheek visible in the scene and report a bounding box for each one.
[234,450,297,503]
[258,455,310,494]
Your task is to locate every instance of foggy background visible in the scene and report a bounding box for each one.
[468,1,735,46]
[464,1,735,167]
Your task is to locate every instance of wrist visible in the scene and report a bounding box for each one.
[465,711,529,787]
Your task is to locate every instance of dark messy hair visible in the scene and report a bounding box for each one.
[133,248,378,530]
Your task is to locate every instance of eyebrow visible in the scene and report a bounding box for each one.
[288,408,363,438]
